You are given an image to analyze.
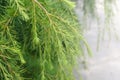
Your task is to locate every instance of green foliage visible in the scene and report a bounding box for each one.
[0,0,86,80]
[0,0,114,80]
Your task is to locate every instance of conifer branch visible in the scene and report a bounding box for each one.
[33,0,52,24]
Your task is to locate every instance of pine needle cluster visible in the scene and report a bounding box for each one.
[0,0,88,80]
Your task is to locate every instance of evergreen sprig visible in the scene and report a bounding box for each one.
[0,0,85,80]
[0,0,114,80]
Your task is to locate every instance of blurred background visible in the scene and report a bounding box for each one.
[75,0,120,80]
